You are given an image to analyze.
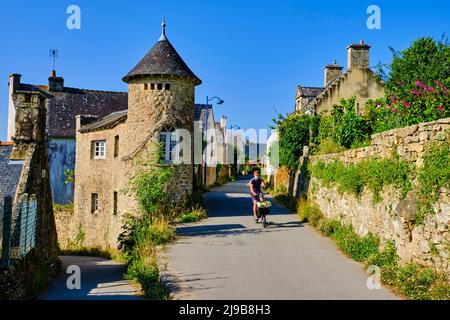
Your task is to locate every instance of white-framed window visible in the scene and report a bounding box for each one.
[159,128,179,163]
[91,140,106,159]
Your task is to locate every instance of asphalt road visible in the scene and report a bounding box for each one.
[41,256,142,300]
[162,176,398,300]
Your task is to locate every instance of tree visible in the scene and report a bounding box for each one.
[385,36,450,95]
[275,113,317,170]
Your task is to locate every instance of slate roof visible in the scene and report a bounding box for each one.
[79,110,128,133]
[298,86,324,99]
[0,145,23,225]
[45,88,128,138]
[123,38,202,85]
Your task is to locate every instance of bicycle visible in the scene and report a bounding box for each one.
[256,193,271,228]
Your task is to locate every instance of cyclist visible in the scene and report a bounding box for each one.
[249,169,266,222]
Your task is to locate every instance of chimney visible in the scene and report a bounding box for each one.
[9,74,22,93]
[220,115,227,129]
[347,40,371,70]
[48,70,64,92]
[324,60,343,87]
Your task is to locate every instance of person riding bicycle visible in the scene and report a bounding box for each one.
[249,169,266,222]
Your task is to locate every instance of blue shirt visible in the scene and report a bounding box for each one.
[250,177,262,194]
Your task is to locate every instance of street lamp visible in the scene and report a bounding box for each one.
[204,96,224,186]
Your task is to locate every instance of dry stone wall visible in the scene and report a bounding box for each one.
[306,118,450,274]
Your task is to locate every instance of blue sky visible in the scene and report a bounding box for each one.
[1,0,449,140]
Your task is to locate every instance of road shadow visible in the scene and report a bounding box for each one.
[176,220,303,238]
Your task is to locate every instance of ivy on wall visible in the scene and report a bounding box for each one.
[311,154,411,203]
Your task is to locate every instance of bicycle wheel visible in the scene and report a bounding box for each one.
[262,215,267,228]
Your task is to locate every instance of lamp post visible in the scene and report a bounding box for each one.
[203,96,224,186]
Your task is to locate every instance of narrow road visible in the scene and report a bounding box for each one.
[41,256,142,300]
[162,176,398,300]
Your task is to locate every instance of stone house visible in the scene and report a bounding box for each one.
[7,73,128,204]
[0,84,58,298]
[72,21,204,248]
[194,104,228,186]
[296,40,385,115]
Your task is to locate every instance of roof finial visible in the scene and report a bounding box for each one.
[159,17,167,41]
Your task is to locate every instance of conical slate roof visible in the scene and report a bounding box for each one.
[123,21,202,85]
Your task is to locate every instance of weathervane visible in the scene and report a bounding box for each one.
[49,49,59,71]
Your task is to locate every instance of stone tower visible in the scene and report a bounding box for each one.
[122,19,202,201]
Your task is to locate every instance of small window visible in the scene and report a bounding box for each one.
[92,140,106,159]
[159,128,179,163]
[165,83,171,91]
[157,83,163,90]
[144,83,148,90]
[91,193,99,213]
[24,94,31,103]
[150,83,155,90]
[114,135,119,158]
[113,191,118,215]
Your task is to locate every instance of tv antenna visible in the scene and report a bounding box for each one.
[49,49,59,71]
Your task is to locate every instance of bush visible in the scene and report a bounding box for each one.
[366,241,399,268]
[118,216,174,299]
[178,207,207,223]
[274,113,319,169]
[381,263,450,300]
[416,136,450,222]
[316,138,346,155]
[297,198,323,226]
[125,250,168,300]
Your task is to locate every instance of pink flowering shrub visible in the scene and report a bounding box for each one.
[367,80,449,130]
[391,80,449,125]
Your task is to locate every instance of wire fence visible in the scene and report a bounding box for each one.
[1,194,38,269]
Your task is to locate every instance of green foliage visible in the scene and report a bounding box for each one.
[366,240,399,268]
[128,147,175,223]
[74,223,85,248]
[118,215,175,262]
[273,194,297,212]
[118,216,174,299]
[315,138,346,155]
[60,247,118,260]
[312,156,411,203]
[297,198,323,226]
[384,36,450,97]
[332,224,380,262]
[373,36,450,127]
[328,97,372,149]
[53,203,74,214]
[382,263,450,300]
[275,113,319,169]
[417,136,450,219]
[63,169,75,185]
[125,254,168,300]
[178,206,208,223]
[365,98,404,133]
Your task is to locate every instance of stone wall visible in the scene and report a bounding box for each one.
[305,118,450,274]
[73,119,131,248]
[1,90,58,299]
